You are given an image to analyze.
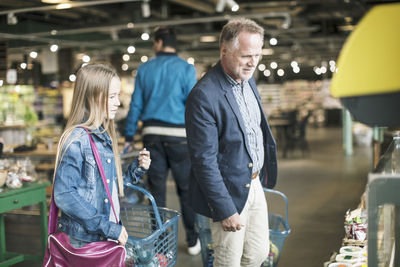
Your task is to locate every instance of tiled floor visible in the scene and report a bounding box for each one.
[170,126,372,267]
[5,126,372,267]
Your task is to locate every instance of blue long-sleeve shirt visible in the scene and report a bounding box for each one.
[125,52,197,141]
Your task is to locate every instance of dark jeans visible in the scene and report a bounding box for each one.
[143,135,198,246]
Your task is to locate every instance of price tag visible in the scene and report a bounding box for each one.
[6,69,17,84]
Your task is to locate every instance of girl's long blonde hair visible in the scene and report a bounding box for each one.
[54,63,124,196]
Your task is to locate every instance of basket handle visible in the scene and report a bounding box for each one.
[263,188,289,228]
[126,184,165,232]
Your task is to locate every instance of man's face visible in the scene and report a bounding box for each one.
[221,31,263,83]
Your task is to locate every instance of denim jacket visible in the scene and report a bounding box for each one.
[53,127,146,242]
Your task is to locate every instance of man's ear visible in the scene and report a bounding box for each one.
[221,44,227,57]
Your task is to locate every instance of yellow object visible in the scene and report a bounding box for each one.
[330,3,400,98]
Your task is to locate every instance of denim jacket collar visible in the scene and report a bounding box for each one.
[92,126,113,146]
[81,124,112,146]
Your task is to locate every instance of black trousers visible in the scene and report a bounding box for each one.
[143,134,198,246]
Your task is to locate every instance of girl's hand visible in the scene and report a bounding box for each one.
[138,148,151,170]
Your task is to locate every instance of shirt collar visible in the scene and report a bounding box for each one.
[222,69,248,88]
[156,51,177,56]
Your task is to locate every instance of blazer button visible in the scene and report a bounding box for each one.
[104,198,109,203]
[248,162,253,168]
[107,159,111,163]
[245,183,250,188]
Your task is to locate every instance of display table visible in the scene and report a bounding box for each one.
[0,181,50,266]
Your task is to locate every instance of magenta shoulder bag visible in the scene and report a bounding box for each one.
[43,128,126,267]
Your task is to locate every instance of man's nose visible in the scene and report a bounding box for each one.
[248,56,257,66]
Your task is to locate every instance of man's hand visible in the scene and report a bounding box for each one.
[138,148,151,170]
[118,226,128,245]
[221,212,244,232]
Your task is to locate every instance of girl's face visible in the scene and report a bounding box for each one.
[108,76,121,120]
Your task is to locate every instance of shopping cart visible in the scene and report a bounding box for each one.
[120,184,180,267]
[195,188,290,267]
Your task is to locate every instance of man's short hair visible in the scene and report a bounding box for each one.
[154,26,177,49]
[219,18,264,48]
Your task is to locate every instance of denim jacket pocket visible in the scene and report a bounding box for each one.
[83,151,97,189]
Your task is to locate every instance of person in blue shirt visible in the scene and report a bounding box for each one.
[124,26,200,255]
[53,63,151,249]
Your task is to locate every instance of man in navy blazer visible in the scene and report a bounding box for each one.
[185,18,278,266]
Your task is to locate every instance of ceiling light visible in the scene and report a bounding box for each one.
[216,0,239,12]
[314,67,322,75]
[231,4,239,12]
[329,60,336,66]
[82,55,90,63]
[290,61,298,68]
[345,17,353,23]
[258,64,266,71]
[320,66,327,74]
[21,63,27,69]
[122,54,130,61]
[263,69,271,77]
[282,14,291,29]
[141,55,148,63]
[30,51,38,59]
[200,36,217,43]
[293,67,300,73]
[141,32,150,40]
[56,3,72,9]
[127,46,136,54]
[338,25,356,31]
[141,0,151,18]
[7,13,17,25]
[187,57,195,65]
[269,38,278,46]
[122,64,129,71]
[69,74,76,82]
[127,22,134,29]
[270,62,278,69]
[41,0,64,3]
[277,69,285,76]
[216,0,224,12]
[110,30,118,41]
[50,30,58,35]
[50,44,58,52]
[226,0,239,12]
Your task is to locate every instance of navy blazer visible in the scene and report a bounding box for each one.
[185,61,278,221]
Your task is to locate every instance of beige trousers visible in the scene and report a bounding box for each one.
[210,177,269,267]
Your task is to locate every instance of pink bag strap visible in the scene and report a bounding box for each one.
[48,127,119,235]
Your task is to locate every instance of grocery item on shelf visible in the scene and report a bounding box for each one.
[335,253,366,264]
[327,263,352,267]
[339,246,364,255]
[344,208,367,241]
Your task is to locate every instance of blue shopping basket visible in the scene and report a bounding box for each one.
[120,184,180,267]
[196,188,290,267]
